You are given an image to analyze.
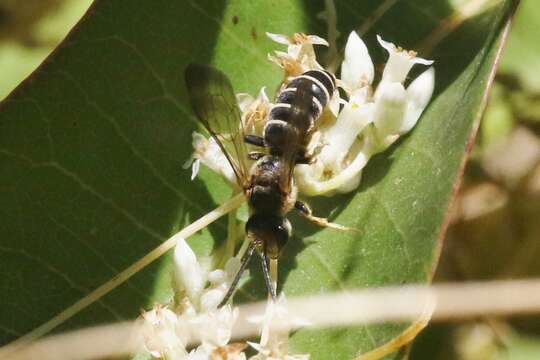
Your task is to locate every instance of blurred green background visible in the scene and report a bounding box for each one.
[0,0,93,99]
[1,0,538,359]
[412,0,540,359]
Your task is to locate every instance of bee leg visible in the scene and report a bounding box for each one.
[259,251,277,301]
[219,242,256,308]
[247,151,266,160]
[244,134,265,147]
[294,200,356,232]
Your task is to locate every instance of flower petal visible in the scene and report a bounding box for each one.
[377,35,433,85]
[306,34,329,46]
[200,287,226,311]
[341,31,374,91]
[236,93,254,112]
[373,82,408,136]
[266,32,292,45]
[317,95,373,174]
[296,144,371,196]
[401,67,435,133]
[174,237,205,305]
[190,159,200,180]
[192,305,238,348]
[191,133,237,186]
[141,306,187,358]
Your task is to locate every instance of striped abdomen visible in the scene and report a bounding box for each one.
[263,70,336,156]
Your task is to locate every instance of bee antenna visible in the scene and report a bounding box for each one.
[259,251,277,301]
[219,242,256,308]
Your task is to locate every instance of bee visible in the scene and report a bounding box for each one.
[244,69,336,164]
[185,64,346,306]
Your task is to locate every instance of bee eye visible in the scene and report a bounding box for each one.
[274,225,289,252]
[275,218,292,252]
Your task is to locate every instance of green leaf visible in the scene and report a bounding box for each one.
[0,0,516,358]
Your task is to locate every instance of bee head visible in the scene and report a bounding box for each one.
[246,214,292,259]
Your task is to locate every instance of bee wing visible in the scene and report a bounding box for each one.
[279,146,298,197]
[185,63,251,189]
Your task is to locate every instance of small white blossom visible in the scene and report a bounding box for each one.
[141,304,188,359]
[248,295,310,360]
[237,87,272,135]
[340,31,374,92]
[402,67,435,134]
[191,305,238,349]
[184,132,237,184]
[376,35,433,87]
[174,237,205,306]
[141,238,243,360]
[267,32,328,77]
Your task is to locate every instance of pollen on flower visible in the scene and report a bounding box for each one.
[266,32,328,79]
[238,87,272,135]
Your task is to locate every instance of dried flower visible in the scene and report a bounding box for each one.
[266,32,328,78]
[237,87,272,135]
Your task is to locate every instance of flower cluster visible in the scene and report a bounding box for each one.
[140,239,308,359]
[188,31,434,197]
[293,32,434,195]
[140,238,242,359]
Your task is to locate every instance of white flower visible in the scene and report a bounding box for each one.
[142,238,243,359]
[187,343,247,360]
[247,295,310,360]
[401,67,435,134]
[295,32,435,196]
[184,132,237,184]
[190,305,239,349]
[237,87,272,136]
[340,31,374,92]
[200,257,242,311]
[141,304,189,359]
[174,237,241,312]
[267,32,328,78]
[376,35,433,87]
[174,237,205,306]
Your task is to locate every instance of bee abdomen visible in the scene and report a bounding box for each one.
[264,69,336,153]
[301,70,336,105]
[270,70,336,123]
